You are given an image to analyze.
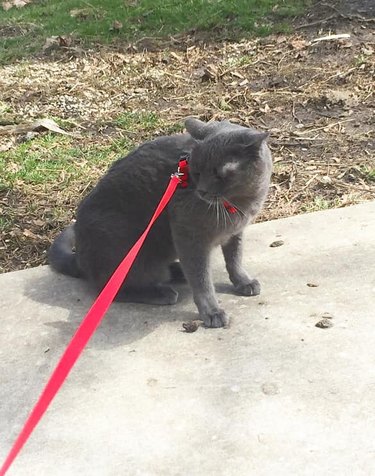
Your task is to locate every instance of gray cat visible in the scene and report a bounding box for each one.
[49,118,272,328]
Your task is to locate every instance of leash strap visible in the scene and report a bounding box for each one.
[0,174,181,476]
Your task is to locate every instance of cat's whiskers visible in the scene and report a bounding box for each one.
[215,199,220,228]
[207,199,214,216]
[222,196,248,220]
[218,201,223,228]
[221,202,228,228]
[222,201,232,228]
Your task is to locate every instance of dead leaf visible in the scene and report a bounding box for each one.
[290,38,308,50]
[0,139,15,151]
[43,35,71,50]
[340,41,353,49]
[43,36,59,50]
[324,90,359,107]
[0,118,72,136]
[35,118,72,135]
[260,103,271,113]
[14,0,29,6]
[319,175,332,185]
[195,65,218,82]
[110,20,123,31]
[2,0,30,9]
[276,36,287,44]
[58,36,71,47]
[70,8,91,19]
[361,46,374,56]
[230,70,244,79]
[22,229,38,239]
[32,219,45,227]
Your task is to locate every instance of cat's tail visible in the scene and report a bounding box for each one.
[48,224,81,278]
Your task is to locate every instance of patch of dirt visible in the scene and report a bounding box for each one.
[0,24,25,37]
[0,0,374,273]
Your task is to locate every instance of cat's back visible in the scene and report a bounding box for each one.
[103,133,192,187]
[78,133,194,215]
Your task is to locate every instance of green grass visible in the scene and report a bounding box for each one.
[0,112,183,190]
[114,111,160,131]
[114,111,184,134]
[0,0,307,63]
[301,196,342,213]
[0,216,13,232]
[362,166,375,182]
[0,135,118,189]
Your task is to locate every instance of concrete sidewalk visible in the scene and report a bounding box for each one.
[1,202,375,476]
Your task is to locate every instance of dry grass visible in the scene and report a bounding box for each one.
[0,11,374,273]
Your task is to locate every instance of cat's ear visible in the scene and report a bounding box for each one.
[185,117,230,140]
[233,131,270,160]
[245,131,269,146]
[239,131,269,152]
[185,117,207,139]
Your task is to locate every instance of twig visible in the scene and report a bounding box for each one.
[277,140,321,146]
[292,101,302,123]
[320,3,375,23]
[322,67,358,84]
[295,119,354,135]
[311,33,351,43]
[295,14,337,29]
[289,136,321,141]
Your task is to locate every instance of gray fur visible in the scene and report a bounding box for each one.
[48,225,80,278]
[49,118,272,328]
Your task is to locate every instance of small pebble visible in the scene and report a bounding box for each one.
[270,240,284,248]
[182,320,202,333]
[261,382,279,395]
[322,312,333,319]
[315,318,334,329]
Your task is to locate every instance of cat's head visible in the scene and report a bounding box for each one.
[185,118,272,204]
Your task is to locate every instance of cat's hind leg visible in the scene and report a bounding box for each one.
[169,261,187,283]
[115,284,178,305]
[115,258,179,305]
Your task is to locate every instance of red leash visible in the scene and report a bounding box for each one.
[0,173,181,476]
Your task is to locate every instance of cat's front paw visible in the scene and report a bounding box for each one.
[234,278,260,296]
[202,309,229,328]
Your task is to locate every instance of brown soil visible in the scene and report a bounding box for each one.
[0,1,374,273]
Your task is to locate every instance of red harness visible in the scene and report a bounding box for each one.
[177,156,237,214]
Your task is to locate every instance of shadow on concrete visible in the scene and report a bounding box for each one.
[23,268,195,349]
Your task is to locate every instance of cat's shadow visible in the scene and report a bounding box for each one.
[24,269,197,349]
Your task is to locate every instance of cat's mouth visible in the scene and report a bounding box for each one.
[196,191,238,215]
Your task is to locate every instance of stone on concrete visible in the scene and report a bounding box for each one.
[1,202,375,475]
